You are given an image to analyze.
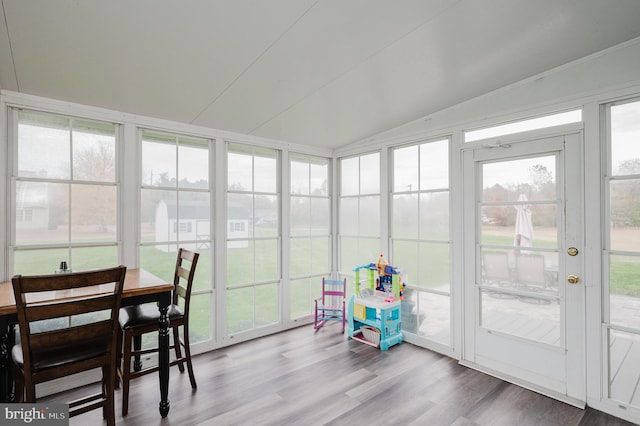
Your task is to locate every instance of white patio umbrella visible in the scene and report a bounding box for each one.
[514,193,534,248]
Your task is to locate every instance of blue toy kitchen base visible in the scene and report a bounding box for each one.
[347,294,402,350]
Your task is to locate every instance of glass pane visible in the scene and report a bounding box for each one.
[71,184,117,242]
[340,236,358,273]
[141,246,210,295]
[465,109,581,142]
[420,139,449,190]
[394,145,418,192]
[482,156,556,203]
[417,291,451,345]
[358,237,382,268]
[72,129,116,182]
[310,198,329,235]
[178,140,209,189]
[14,248,69,275]
[610,179,640,251]
[481,248,559,296]
[420,192,449,241]
[480,288,560,346]
[140,244,179,283]
[611,101,640,176]
[481,248,514,286]
[227,193,252,239]
[290,160,309,195]
[177,191,210,242]
[392,240,418,285]
[360,153,380,194]
[290,196,310,236]
[254,154,277,194]
[290,277,314,319]
[340,157,358,196]
[339,197,358,234]
[16,182,69,245]
[311,236,330,275]
[608,329,640,405]
[228,152,253,191]
[255,283,278,327]
[254,195,278,238]
[141,139,176,187]
[71,246,118,271]
[393,194,418,239]
[610,254,640,330]
[140,189,177,243]
[290,238,311,277]
[359,196,380,237]
[481,204,557,249]
[18,118,70,179]
[419,242,450,292]
[227,287,253,334]
[401,287,419,335]
[189,294,211,343]
[255,239,278,282]
[191,250,211,292]
[310,162,328,196]
[227,241,253,286]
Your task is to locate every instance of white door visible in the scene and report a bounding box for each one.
[462,133,585,404]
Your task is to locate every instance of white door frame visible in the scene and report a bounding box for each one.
[460,132,586,407]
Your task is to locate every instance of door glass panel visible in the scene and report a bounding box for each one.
[480,288,561,345]
[479,154,561,345]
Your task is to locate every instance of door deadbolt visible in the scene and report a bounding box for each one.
[567,274,580,284]
[567,247,579,256]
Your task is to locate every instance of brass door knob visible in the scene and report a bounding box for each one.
[567,274,579,284]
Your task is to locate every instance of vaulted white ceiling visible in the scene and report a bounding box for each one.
[2,0,640,150]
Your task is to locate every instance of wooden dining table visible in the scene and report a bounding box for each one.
[0,268,175,418]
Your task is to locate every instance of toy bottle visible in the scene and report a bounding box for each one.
[377,253,387,276]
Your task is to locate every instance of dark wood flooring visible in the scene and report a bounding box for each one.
[44,324,635,426]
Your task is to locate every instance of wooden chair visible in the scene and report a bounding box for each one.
[117,248,199,416]
[314,278,347,333]
[11,266,127,426]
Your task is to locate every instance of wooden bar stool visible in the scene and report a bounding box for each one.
[117,248,199,416]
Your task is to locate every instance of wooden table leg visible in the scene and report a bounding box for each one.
[158,292,171,417]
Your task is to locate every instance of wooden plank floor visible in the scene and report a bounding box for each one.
[44,325,634,426]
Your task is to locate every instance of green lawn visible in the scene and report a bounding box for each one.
[13,236,640,344]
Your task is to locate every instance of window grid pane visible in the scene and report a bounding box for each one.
[391,139,451,346]
[227,143,281,335]
[139,130,212,342]
[339,153,380,275]
[13,109,119,274]
[289,155,330,319]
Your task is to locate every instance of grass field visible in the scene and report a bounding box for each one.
[11,226,640,344]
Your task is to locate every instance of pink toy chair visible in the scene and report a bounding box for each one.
[314,278,347,333]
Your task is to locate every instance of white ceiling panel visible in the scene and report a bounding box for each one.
[192,0,454,134]
[2,0,316,122]
[2,0,640,149]
[254,0,640,147]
